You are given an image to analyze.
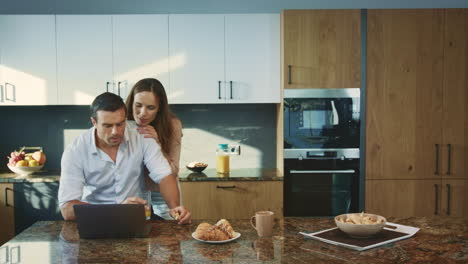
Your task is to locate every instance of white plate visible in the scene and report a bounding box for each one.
[192,232,241,244]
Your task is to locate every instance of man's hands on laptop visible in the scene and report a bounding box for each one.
[121,196,151,213]
[170,206,192,225]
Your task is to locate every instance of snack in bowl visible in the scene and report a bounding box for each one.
[335,212,386,238]
[186,161,208,173]
[193,219,239,242]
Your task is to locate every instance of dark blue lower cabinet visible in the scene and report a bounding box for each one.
[13,182,63,234]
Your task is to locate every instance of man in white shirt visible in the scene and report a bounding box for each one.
[58,92,191,224]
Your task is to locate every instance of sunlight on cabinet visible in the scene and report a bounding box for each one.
[1,242,51,263]
[0,65,48,105]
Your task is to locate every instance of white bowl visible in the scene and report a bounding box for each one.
[7,164,44,175]
[335,213,386,238]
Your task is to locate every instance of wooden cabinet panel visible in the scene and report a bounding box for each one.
[283,10,360,89]
[365,180,440,217]
[441,179,468,217]
[366,9,445,180]
[0,183,15,245]
[442,9,468,180]
[180,181,283,219]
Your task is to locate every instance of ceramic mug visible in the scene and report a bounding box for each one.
[251,211,274,237]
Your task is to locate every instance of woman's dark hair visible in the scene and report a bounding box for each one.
[91,92,126,121]
[125,78,178,155]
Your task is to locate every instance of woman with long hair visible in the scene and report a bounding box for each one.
[126,78,186,221]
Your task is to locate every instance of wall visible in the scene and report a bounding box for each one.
[0,0,467,14]
[0,104,276,172]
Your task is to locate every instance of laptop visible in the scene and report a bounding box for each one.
[74,204,152,239]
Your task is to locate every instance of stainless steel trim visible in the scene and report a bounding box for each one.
[284,148,360,159]
[290,170,355,174]
[284,88,360,98]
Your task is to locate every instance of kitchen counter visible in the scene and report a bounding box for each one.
[0,168,283,183]
[1,217,466,263]
[0,170,60,183]
[179,168,283,182]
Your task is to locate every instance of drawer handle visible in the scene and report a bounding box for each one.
[434,144,440,175]
[216,185,236,189]
[288,65,292,85]
[4,187,13,207]
[446,184,451,216]
[446,144,452,175]
[218,81,222,99]
[434,184,438,215]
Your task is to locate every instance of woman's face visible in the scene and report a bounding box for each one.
[133,91,159,126]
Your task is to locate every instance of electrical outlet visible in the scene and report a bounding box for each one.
[229,144,241,155]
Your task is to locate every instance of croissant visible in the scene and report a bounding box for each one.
[194,219,236,241]
[215,219,236,238]
[194,222,212,239]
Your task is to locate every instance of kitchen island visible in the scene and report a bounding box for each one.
[1,217,466,263]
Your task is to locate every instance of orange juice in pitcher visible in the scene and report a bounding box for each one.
[216,144,230,174]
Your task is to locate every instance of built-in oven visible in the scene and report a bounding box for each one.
[283,88,361,217]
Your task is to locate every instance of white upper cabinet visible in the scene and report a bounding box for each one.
[112,15,169,102]
[225,14,280,103]
[169,15,225,104]
[0,15,57,105]
[169,14,280,104]
[56,15,113,105]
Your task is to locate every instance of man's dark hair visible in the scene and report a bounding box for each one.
[90,92,127,121]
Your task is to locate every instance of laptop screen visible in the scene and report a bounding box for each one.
[74,204,151,239]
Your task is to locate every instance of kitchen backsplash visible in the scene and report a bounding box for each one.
[0,104,276,172]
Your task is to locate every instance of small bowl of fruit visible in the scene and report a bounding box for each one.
[7,147,47,176]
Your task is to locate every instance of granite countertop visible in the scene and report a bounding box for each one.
[179,168,283,182]
[0,168,283,183]
[0,170,60,183]
[2,217,466,263]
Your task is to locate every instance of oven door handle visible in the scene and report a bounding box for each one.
[290,169,355,174]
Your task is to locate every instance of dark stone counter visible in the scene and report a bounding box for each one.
[0,168,283,183]
[1,217,466,263]
[0,170,60,183]
[179,168,283,182]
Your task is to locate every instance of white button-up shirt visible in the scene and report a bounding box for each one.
[58,121,171,208]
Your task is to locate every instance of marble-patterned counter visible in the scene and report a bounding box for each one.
[0,170,60,183]
[1,217,466,263]
[179,168,283,182]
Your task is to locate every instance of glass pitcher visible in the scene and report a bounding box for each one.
[216,144,230,174]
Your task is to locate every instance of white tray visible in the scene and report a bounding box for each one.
[300,222,419,251]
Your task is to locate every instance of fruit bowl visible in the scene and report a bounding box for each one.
[7,164,44,176]
[335,213,386,238]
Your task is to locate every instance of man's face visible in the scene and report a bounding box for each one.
[91,108,126,147]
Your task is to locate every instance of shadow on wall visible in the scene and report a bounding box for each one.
[0,104,276,171]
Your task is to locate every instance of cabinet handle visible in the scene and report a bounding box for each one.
[288,65,292,85]
[106,82,110,93]
[434,184,439,215]
[4,187,13,207]
[230,81,233,99]
[0,84,4,102]
[446,184,451,216]
[218,81,222,99]
[10,246,20,263]
[446,144,452,175]
[5,82,15,102]
[0,246,8,263]
[434,144,440,175]
[216,185,236,189]
[117,81,122,96]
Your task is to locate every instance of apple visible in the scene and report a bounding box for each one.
[32,151,46,165]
